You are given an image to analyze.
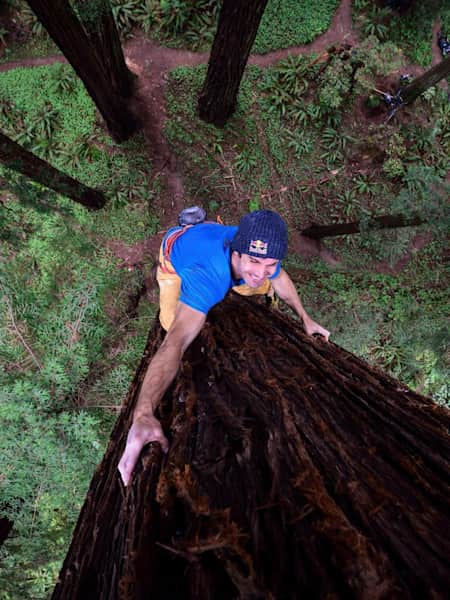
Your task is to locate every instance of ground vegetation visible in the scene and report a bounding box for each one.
[0,1,448,597]
[25,0,139,141]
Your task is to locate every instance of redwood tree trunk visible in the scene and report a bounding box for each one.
[0,131,105,209]
[0,517,13,548]
[198,0,269,127]
[302,212,425,239]
[52,295,450,599]
[77,0,135,99]
[401,55,450,105]
[26,0,139,142]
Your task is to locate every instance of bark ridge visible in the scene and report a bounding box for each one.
[52,294,450,599]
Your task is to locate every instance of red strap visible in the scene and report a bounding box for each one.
[161,218,225,272]
[163,226,192,262]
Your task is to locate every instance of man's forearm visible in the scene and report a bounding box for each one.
[271,269,330,340]
[272,270,310,321]
[133,338,183,422]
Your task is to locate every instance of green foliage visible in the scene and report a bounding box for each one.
[0,61,160,597]
[286,259,449,404]
[354,0,441,66]
[360,5,390,40]
[234,149,258,174]
[391,164,450,233]
[0,177,157,597]
[12,1,46,37]
[109,0,220,46]
[260,42,402,137]
[0,64,154,206]
[110,0,145,38]
[50,64,78,95]
[108,0,338,51]
[0,380,105,598]
[320,127,354,166]
[253,0,340,53]
[165,64,271,199]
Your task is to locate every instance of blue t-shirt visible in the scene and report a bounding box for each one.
[164,223,281,314]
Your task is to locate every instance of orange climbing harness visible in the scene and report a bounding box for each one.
[158,226,193,274]
[159,217,224,274]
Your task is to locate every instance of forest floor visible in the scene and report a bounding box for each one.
[0,0,445,273]
[0,7,448,593]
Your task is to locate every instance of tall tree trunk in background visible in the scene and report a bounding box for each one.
[25,0,139,142]
[198,0,269,127]
[400,55,450,105]
[0,131,106,209]
[52,295,450,599]
[77,0,135,98]
[302,213,425,239]
[0,517,13,548]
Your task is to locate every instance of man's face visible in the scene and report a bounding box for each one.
[234,252,279,287]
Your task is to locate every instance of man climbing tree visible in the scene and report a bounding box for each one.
[198,0,269,126]
[118,210,329,485]
[26,0,140,141]
[0,130,105,208]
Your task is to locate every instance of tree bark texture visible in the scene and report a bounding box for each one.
[25,0,139,142]
[198,0,269,127]
[77,0,135,99]
[0,131,105,209]
[302,213,425,239]
[400,55,450,105]
[52,295,450,599]
[0,517,13,548]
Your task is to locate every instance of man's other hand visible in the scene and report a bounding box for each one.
[118,415,169,486]
[303,317,330,341]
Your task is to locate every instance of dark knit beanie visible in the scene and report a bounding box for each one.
[231,210,288,260]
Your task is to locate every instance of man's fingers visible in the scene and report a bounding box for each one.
[118,430,169,486]
[159,434,169,454]
[322,327,330,341]
[118,444,142,486]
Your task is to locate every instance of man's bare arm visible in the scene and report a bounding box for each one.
[118,303,206,485]
[271,269,330,340]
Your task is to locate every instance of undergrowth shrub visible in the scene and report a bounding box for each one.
[109,0,339,51]
[353,0,442,66]
[0,62,159,598]
[0,64,154,205]
[253,0,340,53]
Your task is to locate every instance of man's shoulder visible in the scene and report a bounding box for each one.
[171,223,235,274]
[176,223,237,258]
[186,223,237,240]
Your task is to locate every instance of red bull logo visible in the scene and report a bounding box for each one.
[249,239,268,255]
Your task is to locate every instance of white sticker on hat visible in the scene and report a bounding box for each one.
[249,240,268,255]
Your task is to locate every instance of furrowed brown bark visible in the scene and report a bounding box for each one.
[302,213,425,239]
[0,131,105,209]
[0,517,13,547]
[198,0,269,127]
[53,295,450,599]
[400,55,450,105]
[78,0,135,99]
[25,0,139,142]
